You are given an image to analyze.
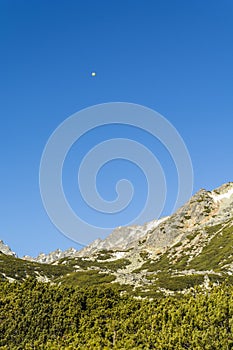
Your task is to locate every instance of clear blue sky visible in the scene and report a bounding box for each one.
[0,0,232,257]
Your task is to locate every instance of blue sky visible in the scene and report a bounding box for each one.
[0,0,232,257]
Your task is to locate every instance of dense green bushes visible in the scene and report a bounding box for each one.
[1,279,233,349]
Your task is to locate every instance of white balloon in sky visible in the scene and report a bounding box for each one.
[91,72,96,77]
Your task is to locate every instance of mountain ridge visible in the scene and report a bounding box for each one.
[20,182,233,264]
[1,181,233,295]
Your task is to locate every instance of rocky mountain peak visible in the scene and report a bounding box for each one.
[0,240,17,257]
[134,182,233,254]
[23,247,79,264]
[17,181,233,264]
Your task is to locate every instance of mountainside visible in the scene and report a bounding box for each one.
[1,182,233,296]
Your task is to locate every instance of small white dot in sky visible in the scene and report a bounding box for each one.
[91,72,96,77]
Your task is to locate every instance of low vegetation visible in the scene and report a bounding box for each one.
[1,279,233,349]
[0,253,72,281]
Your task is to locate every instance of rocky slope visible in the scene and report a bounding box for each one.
[139,182,233,253]
[76,217,168,257]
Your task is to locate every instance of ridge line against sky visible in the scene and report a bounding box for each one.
[0,0,232,257]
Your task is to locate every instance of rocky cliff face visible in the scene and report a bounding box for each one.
[139,182,233,254]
